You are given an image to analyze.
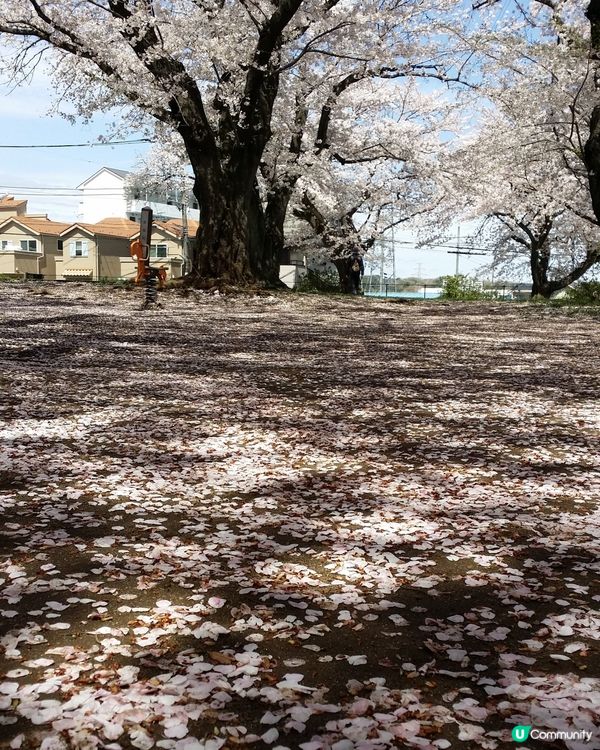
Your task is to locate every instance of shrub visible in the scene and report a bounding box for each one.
[440,275,488,301]
[296,269,341,294]
[564,281,600,306]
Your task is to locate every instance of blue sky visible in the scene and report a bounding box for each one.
[0,68,151,221]
[0,68,488,280]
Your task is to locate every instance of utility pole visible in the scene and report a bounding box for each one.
[447,226,486,272]
[456,226,460,275]
[391,209,396,291]
[181,192,189,276]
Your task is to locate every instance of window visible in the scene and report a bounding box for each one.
[150,243,168,259]
[1,241,8,250]
[57,240,63,250]
[20,239,37,252]
[69,240,89,257]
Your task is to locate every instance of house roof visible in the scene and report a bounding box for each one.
[60,217,192,241]
[61,217,138,239]
[59,223,96,238]
[77,167,131,189]
[159,218,200,237]
[90,216,199,240]
[153,220,184,240]
[91,217,139,238]
[0,195,27,210]
[0,215,71,236]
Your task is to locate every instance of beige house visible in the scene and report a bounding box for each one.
[0,194,196,281]
[58,217,195,281]
[0,194,27,219]
[0,197,69,278]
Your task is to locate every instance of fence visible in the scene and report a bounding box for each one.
[364,281,521,301]
[364,282,442,300]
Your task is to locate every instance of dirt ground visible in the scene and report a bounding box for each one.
[0,282,598,750]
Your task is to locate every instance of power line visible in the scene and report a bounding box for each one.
[391,239,491,252]
[0,188,184,197]
[0,138,154,149]
[446,250,488,256]
[0,185,81,192]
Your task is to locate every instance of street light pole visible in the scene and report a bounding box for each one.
[180,192,189,276]
[456,226,460,275]
[391,209,396,292]
[447,225,487,272]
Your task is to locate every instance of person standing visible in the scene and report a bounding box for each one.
[348,250,364,294]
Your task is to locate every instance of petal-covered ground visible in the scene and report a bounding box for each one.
[0,283,598,750]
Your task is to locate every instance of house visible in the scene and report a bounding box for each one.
[57,216,198,281]
[0,194,28,219]
[0,188,195,281]
[0,197,69,278]
[77,167,200,224]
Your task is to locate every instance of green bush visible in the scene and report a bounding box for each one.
[296,269,341,294]
[564,281,600,306]
[440,275,488,301]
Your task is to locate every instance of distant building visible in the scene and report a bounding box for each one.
[1,175,317,286]
[0,196,67,278]
[77,167,200,225]
[0,194,28,219]
[58,217,197,281]
[0,195,196,281]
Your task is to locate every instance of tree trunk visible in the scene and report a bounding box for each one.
[184,136,281,286]
[584,105,600,222]
[265,184,295,266]
[530,243,552,297]
[248,181,282,286]
[177,42,286,287]
[530,239,600,298]
[189,187,254,285]
[188,181,284,288]
[333,258,352,293]
[585,1,600,220]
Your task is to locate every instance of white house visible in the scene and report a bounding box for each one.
[77,167,200,225]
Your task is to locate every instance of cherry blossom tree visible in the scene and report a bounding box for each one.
[265,76,460,290]
[446,75,599,297]
[0,0,462,287]
[429,0,599,297]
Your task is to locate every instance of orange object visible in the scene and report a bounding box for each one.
[130,240,167,288]
[130,240,148,284]
[129,239,143,259]
[135,258,146,284]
